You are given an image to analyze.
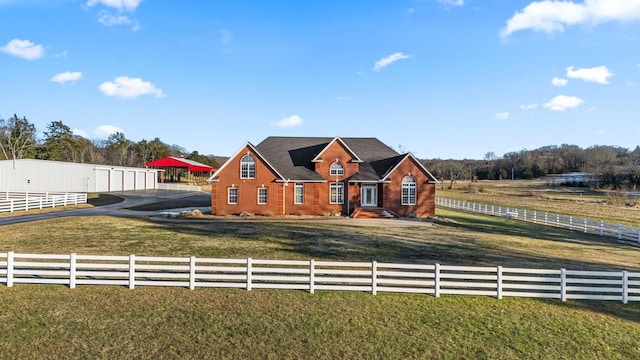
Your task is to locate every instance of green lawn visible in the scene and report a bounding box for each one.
[1,212,639,359]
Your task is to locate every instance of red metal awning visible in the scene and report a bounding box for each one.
[145,157,216,173]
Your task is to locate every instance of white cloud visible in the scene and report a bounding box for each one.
[51,71,83,84]
[271,115,304,128]
[94,125,123,136]
[626,81,635,87]
[86,0,141,12]
[72,129,88,138]
[543,94,584,111]
[98,76,165,99]
[520,103,538,110]
[438,0,464,6]
[53,50,69,58]
[495,112,510,120]
[0,39,44,60]
[373,52,412,72]
[501,0,640,37]
[98,11,131,26]
[566,65,614,84]
[551,77,568,86]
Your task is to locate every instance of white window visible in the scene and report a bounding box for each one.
[330,182,344,204]
[330,162,344,176]
[402,176,416,205]
[241,155,256,179]
[294,183,304,204]
[258,187,268,204]
[228,188,238,204]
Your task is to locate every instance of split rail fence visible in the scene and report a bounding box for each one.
[1,252,639,304]
[436,197,640,244]
[0,192,87,213]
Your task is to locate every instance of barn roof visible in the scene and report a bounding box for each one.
[145,157,215,173]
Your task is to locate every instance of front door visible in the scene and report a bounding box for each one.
[361,184,377,207]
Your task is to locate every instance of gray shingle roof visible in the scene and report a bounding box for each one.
[255,137,403,181]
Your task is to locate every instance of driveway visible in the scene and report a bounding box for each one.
[0,190,210,226]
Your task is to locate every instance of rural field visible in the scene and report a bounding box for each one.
[1,183,640,359]
[438,179,640,227]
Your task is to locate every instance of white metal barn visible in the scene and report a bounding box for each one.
[0,159,161,193]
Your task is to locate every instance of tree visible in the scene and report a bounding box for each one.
[0,114,37,164]
[37,120,75,161]
[105,132,136,166]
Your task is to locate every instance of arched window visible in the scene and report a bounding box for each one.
[241,155,255,179]
[330,162,344,176]
[402,176,416,205]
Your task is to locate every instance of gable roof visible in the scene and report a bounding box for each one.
[207,142,286,182]
[311,137,362,163]
[255,136,402,181]
[381,153,439,183]
[146,156,215,173]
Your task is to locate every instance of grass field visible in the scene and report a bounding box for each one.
[438,179,640,226]
[1,207,640,358]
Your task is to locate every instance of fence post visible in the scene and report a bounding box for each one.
[246,257,252,291]
[10,199,14,213]
[129,254,135,290]
[434,263,440,298]
[69,253,76,289]
[560,268,566,302]
[600,221,604,236]
[583,219,587,233]
[497,266,503,300]
[189,256,196,290]
[533,211,537,223]
[523,210,527,220]
[6,251,14,287]
[556,214,560,227]
[39,197,43,209]
[569,216,573,231]
[617,225,622,240]
[544,212,548,225]
[371,261,377,295]
[622,271,628,305]
[309,259,315,294]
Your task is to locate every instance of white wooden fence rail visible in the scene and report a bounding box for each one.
[1,252,638,304]
[0,192,88,213]
[156,183,202,192]
[436,197,640,244]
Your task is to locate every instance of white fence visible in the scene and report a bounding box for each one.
[156,183,203,192]
[1,252,639,304]
[436,197,640,244]
[0,192,88,213]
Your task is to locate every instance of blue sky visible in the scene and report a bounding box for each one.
[1,0,639,160]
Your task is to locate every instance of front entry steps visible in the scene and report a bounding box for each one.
[351,207,395,219]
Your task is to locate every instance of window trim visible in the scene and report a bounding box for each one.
[329,182,344,204]
[240,155,256,179]
[294,183,304,204]
[228,187,238,205]
[401,176,417,205]
[258,187,268,205]
[329,162,344,176]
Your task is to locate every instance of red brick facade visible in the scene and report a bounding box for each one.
[210,137,437,218]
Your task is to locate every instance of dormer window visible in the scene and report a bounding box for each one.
[241,155,256,179]
[330,162,344,176]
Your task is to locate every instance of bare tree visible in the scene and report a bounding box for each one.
[0,114,37,167]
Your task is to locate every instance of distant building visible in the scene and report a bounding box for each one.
[546,172,594,186]
[0,159,160,193]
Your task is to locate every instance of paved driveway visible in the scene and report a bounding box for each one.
[0,190,210,226]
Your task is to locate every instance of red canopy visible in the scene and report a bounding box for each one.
[146,157,216,173]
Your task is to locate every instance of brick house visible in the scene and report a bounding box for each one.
[208,136,438,218]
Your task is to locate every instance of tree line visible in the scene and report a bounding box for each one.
[0,114,221,168]
[423,144,640,190]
